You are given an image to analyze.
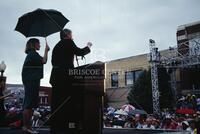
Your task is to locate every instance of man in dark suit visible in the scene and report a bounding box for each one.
[50,29,92,134]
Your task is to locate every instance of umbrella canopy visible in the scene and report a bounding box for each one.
[114,109,128,116]
[128,109,147,115]
[15,8,69,37]
[176,108,196,115]
[121,104,135,113]
[33,110,41,117]
[107,106,115,115]
[107,106,115,112]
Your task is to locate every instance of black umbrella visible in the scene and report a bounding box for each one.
[15,8,69,38]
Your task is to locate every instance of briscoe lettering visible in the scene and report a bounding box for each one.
[69,69,101,76]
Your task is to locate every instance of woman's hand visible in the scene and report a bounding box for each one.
[45,43,50,51]
[43,43,50,64]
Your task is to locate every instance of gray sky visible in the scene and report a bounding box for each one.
[0,0,200,86]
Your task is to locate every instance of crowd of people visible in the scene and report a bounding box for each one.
[176,94,200,111]
[0,101,50,129]
[103,94,200,134]
[1,89,200,134]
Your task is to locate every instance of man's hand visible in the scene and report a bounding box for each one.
[87,42,92,48]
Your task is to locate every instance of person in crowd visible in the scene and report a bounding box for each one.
[197,98,200,111]
[182,121,189,130]
[186,94,193,109]
[152,119,160,129]
[50,29,92,134]
[169,118,178,130]
[187,120,196,133]
[143,118,155,129]
[124,117,136,128]
[161,117,172,129]
[136,116,145,129]
[191,95,197,109]
[22,38,50,134]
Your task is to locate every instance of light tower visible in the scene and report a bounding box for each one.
[148,39,160,115]
[0,60,7,124]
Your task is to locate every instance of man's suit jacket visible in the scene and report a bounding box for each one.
[50,39,90,85]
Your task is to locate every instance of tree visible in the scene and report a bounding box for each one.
[127,70,153,113]
[158,68,174,110]
[127,68,173,113]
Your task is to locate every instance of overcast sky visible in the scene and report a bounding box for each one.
[0,0,200,86]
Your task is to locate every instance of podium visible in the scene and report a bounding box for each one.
[70,61,105,134]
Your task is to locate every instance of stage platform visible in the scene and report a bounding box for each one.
[0,127,190,134]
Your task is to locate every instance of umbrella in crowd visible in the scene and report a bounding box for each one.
[8,107,17,114]
[114,109,128,116]
[15,8,69,38]
[107,106,115,115]
[121,104,135,113]
[176,108,196,115]
[128,109,147,115]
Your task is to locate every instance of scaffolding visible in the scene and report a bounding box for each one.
[148,39,161,115]
[148,37,200,115]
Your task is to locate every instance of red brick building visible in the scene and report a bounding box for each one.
[176,21,200,93]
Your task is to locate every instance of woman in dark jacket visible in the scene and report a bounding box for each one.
[22,38,50,134]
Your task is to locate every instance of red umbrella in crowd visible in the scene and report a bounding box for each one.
[176,108,196,115]
[121,104,135,113]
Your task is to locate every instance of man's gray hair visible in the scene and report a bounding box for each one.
[60,28,72,40]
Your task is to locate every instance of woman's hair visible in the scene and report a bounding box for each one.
[60,28,72,40]
[25,38,39,54]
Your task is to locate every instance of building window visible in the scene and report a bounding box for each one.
[40,97,43,104]
[111,73,118,87]
[135,70,143,81]
[125,70,143,86]
[45,97,48,104]
[125,71,134,85]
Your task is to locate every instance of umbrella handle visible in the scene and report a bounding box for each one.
[45,37,47,44]
[44,37,50,51]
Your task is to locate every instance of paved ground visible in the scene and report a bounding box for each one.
[0,127,190,134]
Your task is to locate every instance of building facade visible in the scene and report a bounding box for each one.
[105,53,149,108]
[105,20,200,109]
[176,20,200,93]
[105,50,175,108]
